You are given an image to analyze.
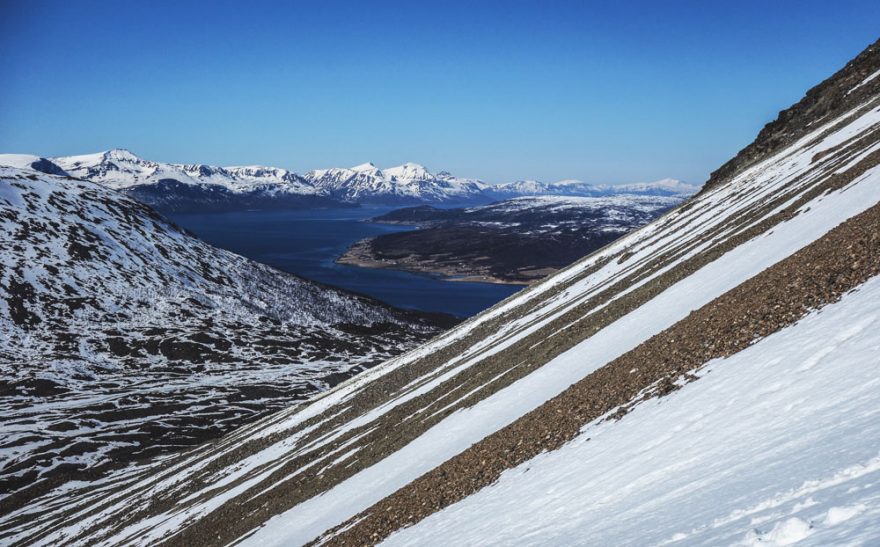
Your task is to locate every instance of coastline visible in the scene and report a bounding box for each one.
[336,238,534,286]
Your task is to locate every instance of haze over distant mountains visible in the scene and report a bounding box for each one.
[0,150,699,211]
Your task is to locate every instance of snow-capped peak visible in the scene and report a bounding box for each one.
[351,161,379,173]
[23,149,699,206]
[383,162,432,182]
[103,148,142,162]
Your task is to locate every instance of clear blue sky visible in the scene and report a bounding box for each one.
[1,0,878,184]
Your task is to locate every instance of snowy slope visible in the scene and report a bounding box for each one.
[385,276,880,546]
[0,154,69,176]
[246,126,880,545]
[0,166,445,521]
[6,38,879,547]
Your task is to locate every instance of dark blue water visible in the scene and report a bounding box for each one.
[169,206,521,317]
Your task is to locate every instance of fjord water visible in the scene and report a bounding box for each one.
[169,206,521,317]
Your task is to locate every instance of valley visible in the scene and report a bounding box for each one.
[2,8,879,544]
[168,207,523,317]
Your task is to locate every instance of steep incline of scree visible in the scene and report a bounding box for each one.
[3,39,879,547]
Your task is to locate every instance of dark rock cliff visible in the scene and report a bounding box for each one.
[702,37,880,194]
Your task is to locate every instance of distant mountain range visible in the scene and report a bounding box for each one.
[0,150,700,211]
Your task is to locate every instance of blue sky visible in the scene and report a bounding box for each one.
[1,0,878,184]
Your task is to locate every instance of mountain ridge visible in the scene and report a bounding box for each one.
[704,36,880,193]
[0,151,699,210]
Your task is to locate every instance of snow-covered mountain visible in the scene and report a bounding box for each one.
[53,148,314,192]
[6,37,878,546]
[45,149,342,212]
[306,161,490,204]
[0,151,700,211]
[487,177,697,199]
[0,165,448,510]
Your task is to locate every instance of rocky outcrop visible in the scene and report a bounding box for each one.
[703,37,880,193]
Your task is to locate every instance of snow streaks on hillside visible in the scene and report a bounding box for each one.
[0,166,443,526]
[4,35,880,547]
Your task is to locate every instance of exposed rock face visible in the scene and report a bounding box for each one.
[704,37,880,193]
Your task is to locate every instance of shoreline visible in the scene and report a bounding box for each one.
[336,239,533,286]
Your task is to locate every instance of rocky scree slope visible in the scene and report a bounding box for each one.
[339,194,684,283]
[5,39,880,547]
[0,167,447,519]
[704,36,880,193]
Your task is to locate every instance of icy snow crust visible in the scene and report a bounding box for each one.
[385,276,880,547]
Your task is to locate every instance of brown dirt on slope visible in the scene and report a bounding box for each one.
[153,128,879,547]
[702,37,880,193]
[26,106,875,546]
[318,201,880,545]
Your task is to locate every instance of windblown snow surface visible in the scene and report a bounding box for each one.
[384,276,880,546]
